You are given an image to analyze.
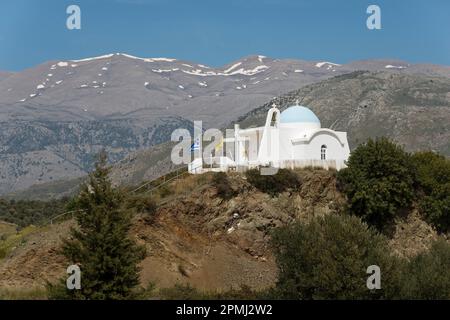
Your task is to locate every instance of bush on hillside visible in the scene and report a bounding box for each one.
[125,194,157,223]
[337,138,415,230]
[271,214,402,299]
[411,151,450,233]
[0,198,69,228]
[399,239,450,299]
[159,283,266,300]
[245,168,301,196]
[212,172,236,200]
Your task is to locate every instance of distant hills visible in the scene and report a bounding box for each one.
[0,53,449,195]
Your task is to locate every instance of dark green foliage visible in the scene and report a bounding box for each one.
[212,172,235,200]
[411,152,450,233]
[0,197,69,228]
[337,138,415,230]
[47,152,146,300]
[245,168,301,196]
[271,214,402,300]
[399,240,450,299]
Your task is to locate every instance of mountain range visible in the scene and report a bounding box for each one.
[0,53,449,195]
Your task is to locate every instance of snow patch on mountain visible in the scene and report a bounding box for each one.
[385,65,406,69]
[228,65,269,76]
[224,62,242,74]
[71,54,115,63]
[152,68,179,73]
[315,61,341,68]
[151,57,176,62]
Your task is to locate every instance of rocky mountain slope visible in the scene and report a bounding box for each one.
[1,54,449,195]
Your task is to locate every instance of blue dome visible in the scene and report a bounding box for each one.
[280,105,320,124]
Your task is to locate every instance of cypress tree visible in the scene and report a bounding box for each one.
[48,152,146,299]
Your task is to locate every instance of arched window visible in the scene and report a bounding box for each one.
[321,145,327,160]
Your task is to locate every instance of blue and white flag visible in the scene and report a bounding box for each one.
[191,138,200,151]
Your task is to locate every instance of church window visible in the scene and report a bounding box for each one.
[321,145,327,160]
[270,112,278,127]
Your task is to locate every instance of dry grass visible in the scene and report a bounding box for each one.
[0,287,48,300]
[0,225,44,260]
[0,222,17,239]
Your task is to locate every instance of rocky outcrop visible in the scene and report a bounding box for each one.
[158,170,345,256]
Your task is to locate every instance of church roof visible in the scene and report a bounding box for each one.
[280,105,321,124]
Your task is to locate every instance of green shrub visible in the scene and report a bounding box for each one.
[271,214,402,299]
[0,197,69,228]
[159,283,266,300]
[411,151,450,233]
[399,240,450,299]
[212,172,235,200]
[245,168,301,196]
[159,284,206,300]
[337,138,415,230]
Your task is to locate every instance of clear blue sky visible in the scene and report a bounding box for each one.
[0,0,449,71]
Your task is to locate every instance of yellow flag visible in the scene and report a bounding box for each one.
[215,137,223,153]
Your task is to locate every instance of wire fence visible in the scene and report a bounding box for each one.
[43,164,199,226]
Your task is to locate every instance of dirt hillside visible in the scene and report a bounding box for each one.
[0,169,443,292]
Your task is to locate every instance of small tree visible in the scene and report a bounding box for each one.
[399,239,450,299]
[48,152,146,299]
[337,138,415,230]
[411,151,450,233]
[245,168,301,196]
[271,214,403,300]
[212,172,235,200]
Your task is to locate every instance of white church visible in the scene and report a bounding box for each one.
[189,102,350,174]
